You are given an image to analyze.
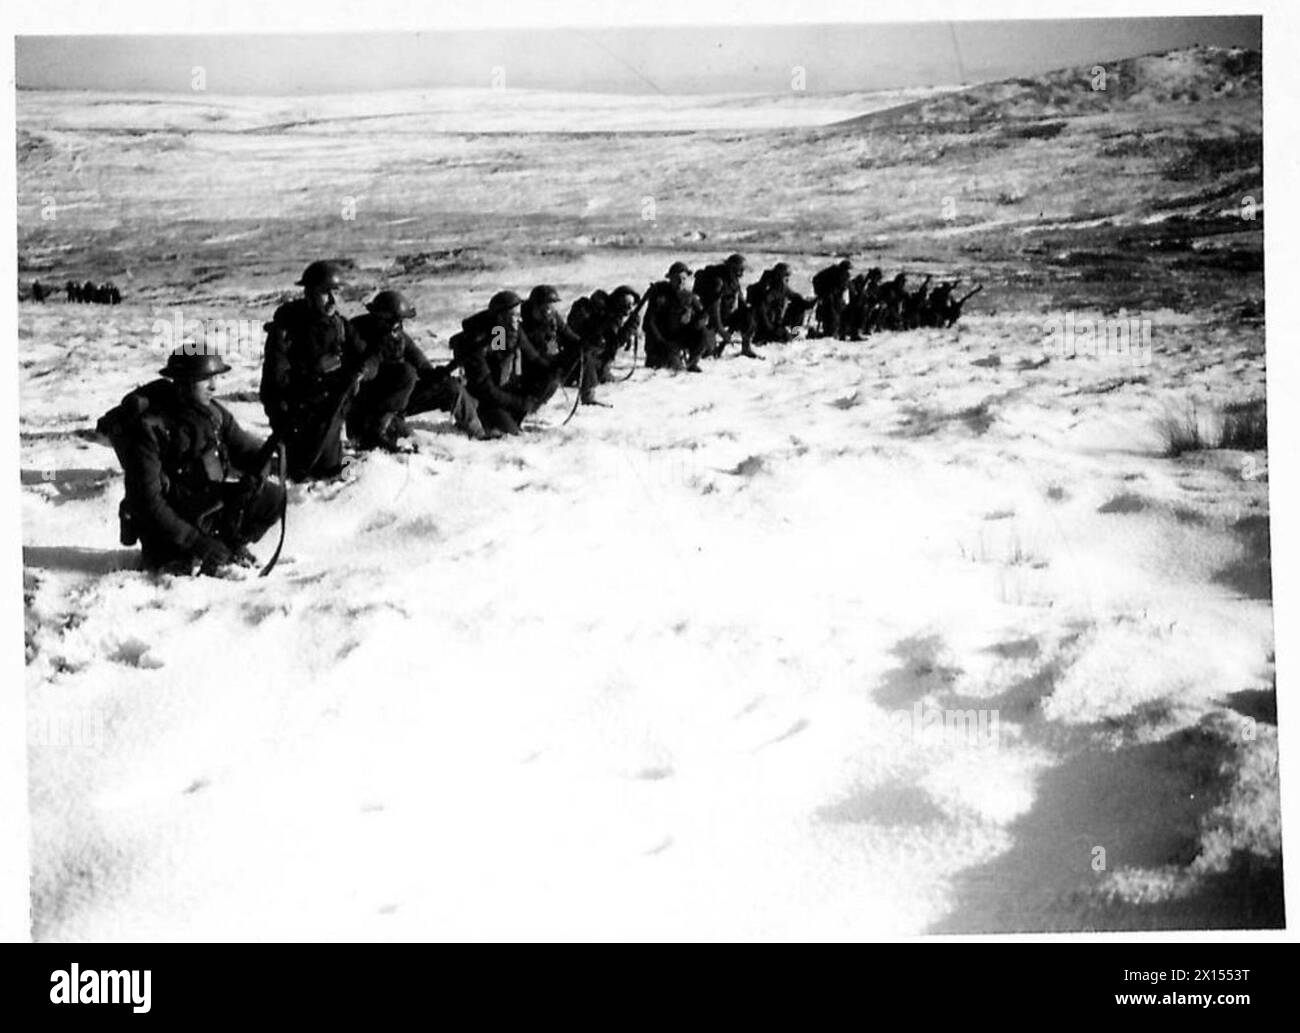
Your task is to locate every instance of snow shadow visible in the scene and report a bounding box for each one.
[874,635,961,707]
[1213,514,1271,601]
[20,467,116,505]
[927,722,1276,933]
[23,546,140,575]
[816,780,948,829]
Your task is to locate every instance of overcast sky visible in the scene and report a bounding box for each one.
[16,17,1261,95]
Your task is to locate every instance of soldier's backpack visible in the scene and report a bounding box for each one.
[95,381,176,546]
[811,265,839,297]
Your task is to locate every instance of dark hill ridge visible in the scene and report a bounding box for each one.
[834,46,1260,130]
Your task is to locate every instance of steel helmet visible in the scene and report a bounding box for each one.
[159,350,232,380]
[528,284,561,306]
[296,260,348,289]
[366,289,416,320]
[488,290,523,314]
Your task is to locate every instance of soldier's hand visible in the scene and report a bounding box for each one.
[361,357,381,381]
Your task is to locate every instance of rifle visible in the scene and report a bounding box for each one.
[191,432,288,576]
[558,287,651,424]
[616,284,656,382]
[561,349,585,427]
[301,368,366,476]
[258,439,288,577]
[947,284,984,327]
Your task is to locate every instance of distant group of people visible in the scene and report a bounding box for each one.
[95,255,983,576]
[810,259,984,340]
[25,279,122,304]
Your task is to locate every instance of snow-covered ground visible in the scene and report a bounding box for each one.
[17,52,1280,939]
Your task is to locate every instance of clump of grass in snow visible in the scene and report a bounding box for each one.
[1157,399,1208,457]
[1157,397,1268,456]
[958,525,1045,568]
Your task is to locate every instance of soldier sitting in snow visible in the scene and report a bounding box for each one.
[748,262,812,344]
[260,260,373,480]
[643,261,709,372]
[98,351,284,576]
[693,254,760,359]
[347,289,494,447]
[568,286,643,383]
[522,284,606,407]
[450,290,563,435]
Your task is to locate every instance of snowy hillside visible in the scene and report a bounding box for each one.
[17,47,1278,938]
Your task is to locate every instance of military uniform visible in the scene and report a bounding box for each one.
[522,287,596,402]
[450,292,561,435]
[644,263,708,372]
[811,259,853,339]
[568,287,640,383]
[259,262,368,479]
[347,293,487,445]
[748,263,810,344]
[99,354,283,574]
[877,274,908,331]
[845,268,883,338]
[693,255,755,357]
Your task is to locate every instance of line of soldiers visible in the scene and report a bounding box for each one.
[97,254,983,576]
[32,280,123,304]
[810,259,983,340]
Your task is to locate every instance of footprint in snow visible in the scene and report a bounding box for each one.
[758,718,809,749]
[644,836,674,856]
[109,638,163,669]
[729,455,766,477]
[1097,492,1148,514]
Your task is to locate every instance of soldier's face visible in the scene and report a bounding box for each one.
[500,307,520,332]
[307,287,336,316]
[670,271,688,291]
[533,300,556,321]
[185,376,217,408]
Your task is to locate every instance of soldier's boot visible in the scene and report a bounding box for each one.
[482,407,521,436]
[739,333,763,360]
[353,412,405,453]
